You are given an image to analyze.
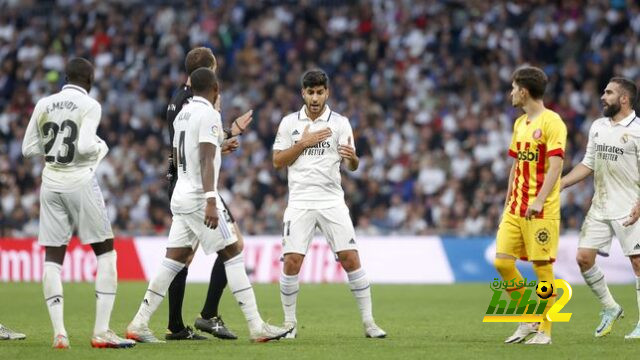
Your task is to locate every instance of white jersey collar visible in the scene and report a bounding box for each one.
[62,84,88,95]
[299,105,332,122]
[613,111,638,127]
[191,95,214,109]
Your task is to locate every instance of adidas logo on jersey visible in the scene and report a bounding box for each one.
[634,243,640,250]
[292,129,300,135]
[349,238,356,245]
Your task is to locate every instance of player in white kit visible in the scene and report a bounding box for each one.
[562,77,640,339]
[273,69,386,339]
[126,67,292,343]
[21,58,135,349]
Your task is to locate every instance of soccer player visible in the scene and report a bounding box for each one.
[0,324,26,340]
[164,47,251,340]
[126,68,292,343]
[21,58,135,349]
[272,69,386,339]
[561,77,640,339]
[495,66,567,345]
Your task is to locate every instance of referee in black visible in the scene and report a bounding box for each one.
[164,46,252,340]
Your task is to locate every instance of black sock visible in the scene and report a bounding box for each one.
[200,256,228,319]
[168,267,188,333]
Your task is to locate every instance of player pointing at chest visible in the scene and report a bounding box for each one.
[273,69,385,339]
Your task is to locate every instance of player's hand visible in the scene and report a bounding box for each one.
[338,137,356,161]
[221,138,240,154]
[525,200,543,220]
[300,125,332,148]
[231,110,253,136]
[623,203,640,226]
[204,200,219,229]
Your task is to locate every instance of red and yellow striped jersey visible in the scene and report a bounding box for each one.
[507,109,567,219]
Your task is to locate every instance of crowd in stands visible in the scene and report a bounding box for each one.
[1,0,639,238]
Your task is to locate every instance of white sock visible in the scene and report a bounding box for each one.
[94,251,117,335]
[582,265,618,309]
[224,254,263,332]
[347,268,374,324]
[132,257,184,326]
[635,276,640,325]
[43,261,67,336]
[280,272,299,323]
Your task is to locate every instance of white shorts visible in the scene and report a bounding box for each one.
[579,214,640,257]
[38,177,113,247]
[168,206,237,255]
[282,204,357,256]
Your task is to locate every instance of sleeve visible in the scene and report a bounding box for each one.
[272,118,291,151]
[581,122,596,170]
[545,116,567,158]
[507,118,518,158]
[172,121,179,148]
[199,109,222,146]
[77,102,102,156]
[339,117,356,152]
[22,102,44,158]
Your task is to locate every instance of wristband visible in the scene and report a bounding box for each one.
[223,128,232,139]
[205,191,217,199]
[233,119,246,134]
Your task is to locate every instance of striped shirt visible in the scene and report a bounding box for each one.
[506,109,567,219]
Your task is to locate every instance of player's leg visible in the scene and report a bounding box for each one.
[319,204,385,338]
[76,177,135,348]
[625,255,640,339]
[494,213,536,343]
[164,250,207,341]
[523,218,560,345]
[610,219,640,339]
[38,188,71,349]
[280,207,315,337]
[195,201,238,340]
[127,214,194,343]
[577,216,621,337]
[200,209,291,342]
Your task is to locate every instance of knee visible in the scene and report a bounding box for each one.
[576,252,595,271]
[338,251,361,272]
[283,254,304,275]
[494,257,516,275]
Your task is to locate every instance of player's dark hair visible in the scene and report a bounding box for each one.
[301,69,329,89]
[185,47,216,76]
[65,57,94,88]
[190,67,218,95]
[512,67,548,100]
[610,77,638,107]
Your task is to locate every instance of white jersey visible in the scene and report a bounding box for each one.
[582,111,640,220]
[273,105,354,209]
[22,84,108,192]
[171,96,223,214]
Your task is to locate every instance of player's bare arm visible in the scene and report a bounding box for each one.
[525,155,563,220]
[504,160,517,209]
[200,142,218,229]
[273,125,332,169]
[338,136,358,171]
[560,163,593,190]
[229,110,252,137]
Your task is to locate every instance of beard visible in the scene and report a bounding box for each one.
[603,101,621,117]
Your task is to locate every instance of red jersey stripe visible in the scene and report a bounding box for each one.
[547,148,564,158]
[510,142,521,214]
[536,144,546,219]
[519,142,531,217]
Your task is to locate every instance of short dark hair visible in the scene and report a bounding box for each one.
[185,47,216,76]
[190,67,218,95]
[65,57,93,85]
[301,69,329,89]
[512,66,548,100]
[610,77,638,105]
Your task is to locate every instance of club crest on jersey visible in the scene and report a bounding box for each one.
[532,129,542,140]
[535,228,550,245]
[621,134,629,144]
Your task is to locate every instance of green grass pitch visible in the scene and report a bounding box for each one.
[1,283,639,359]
